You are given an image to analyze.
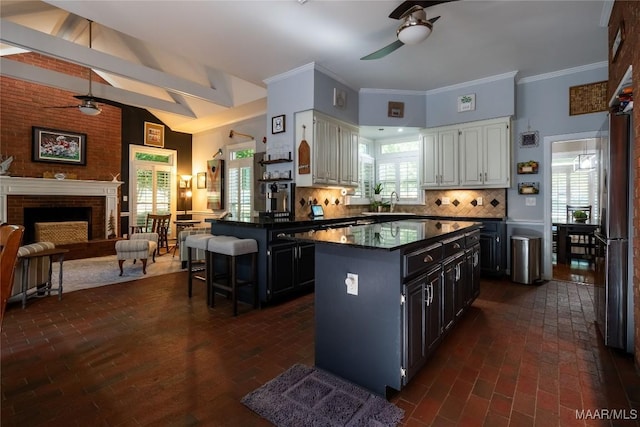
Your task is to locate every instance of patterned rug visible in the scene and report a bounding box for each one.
[242,364,404,427]
[51,252,184,294]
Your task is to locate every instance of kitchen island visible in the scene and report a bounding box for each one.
[206,213,412,304]
[287,218,481,397]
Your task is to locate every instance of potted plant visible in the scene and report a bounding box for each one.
[373,183,383,202]
[573,210,588,223]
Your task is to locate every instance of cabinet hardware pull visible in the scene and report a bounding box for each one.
[429,283,434,304]
[453,243,461,249]
[484,172,487,181]
[425,285,430,305]
[423,255,433,263]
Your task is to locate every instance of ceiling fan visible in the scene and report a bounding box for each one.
[360,1,456,60]
[45,20,105,116]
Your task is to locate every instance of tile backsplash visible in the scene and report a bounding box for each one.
[293,187,506,220]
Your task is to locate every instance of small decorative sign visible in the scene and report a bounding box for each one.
[518,182,539,195]
[387,101,404,118]
[517,161,539,174]
[457,94,475,112]
[520,131,539,147]
[196,172,206,189]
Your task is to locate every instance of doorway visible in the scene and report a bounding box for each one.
[545,133,599,284]
[129,146,177,236]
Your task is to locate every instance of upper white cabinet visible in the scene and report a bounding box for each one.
[422,128,459,187]
[295,110,359,188]
[423,116,511,189]
[459,117,510,188]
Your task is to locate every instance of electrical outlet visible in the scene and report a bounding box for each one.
[123,195,128,202]
[477,197,483,205]
[525,197,536,206]
[442,197,450,205]
[345,273,358,296]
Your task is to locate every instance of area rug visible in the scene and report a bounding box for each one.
[51,252,184,294]
[241,364,404,427]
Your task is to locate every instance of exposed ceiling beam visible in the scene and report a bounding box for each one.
[0,19,232,107]
[0,57,197,118]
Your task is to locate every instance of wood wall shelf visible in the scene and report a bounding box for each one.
[259,158,292,165]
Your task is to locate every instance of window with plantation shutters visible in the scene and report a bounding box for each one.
[551,164,599,224]
[227,143,255,220]
[349,142,374,204]
[375,138,422,204]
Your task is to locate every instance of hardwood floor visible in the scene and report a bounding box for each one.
[552,257,595,285]
[2,272,638,426]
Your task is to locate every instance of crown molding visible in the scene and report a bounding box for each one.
[263,62,316,85]
[517,62,608,85]
[359,88,425,96]
[425,71,519,95]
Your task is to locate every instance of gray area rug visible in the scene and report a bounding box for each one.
[241,364,404,427]
[51,252,184,294]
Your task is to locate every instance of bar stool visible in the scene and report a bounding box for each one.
[185,234,215,298]
[207,236,258,316]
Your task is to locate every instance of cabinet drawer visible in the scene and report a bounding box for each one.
[403,243,442,278]
[465,230,480,247]
[442,235,465,258]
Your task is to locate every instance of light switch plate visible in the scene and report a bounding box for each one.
[346,273,358,296]
[442,197,450,205]
[525,197,536,206]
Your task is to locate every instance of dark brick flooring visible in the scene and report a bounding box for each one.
[2,272,639,426]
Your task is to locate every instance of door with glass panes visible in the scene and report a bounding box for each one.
[227,143,255,221]
[130,147,176,236]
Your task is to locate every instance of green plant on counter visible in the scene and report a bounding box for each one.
[373,183,383,194]
[370,201,391,212]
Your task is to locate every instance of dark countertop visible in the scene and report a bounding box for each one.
[206,213,504,230]
[287,219,481,251]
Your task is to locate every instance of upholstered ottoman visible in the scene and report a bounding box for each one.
[115,232,158,276]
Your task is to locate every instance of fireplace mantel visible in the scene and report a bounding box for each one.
[0,176,122,236]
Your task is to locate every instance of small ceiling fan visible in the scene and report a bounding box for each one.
[361,0,456,60]
[45,20,104,116]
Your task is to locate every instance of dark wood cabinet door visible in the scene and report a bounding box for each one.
[454,255,467,317]
[425,266,442,355]
[442,257,456,333]
[403,277,426,384]
[296,242,315,288]
[479,231,499,276]
[471,243,481,299]
[268,242,296,298]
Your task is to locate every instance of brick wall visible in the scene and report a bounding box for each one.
[609,1,640,364]
[0,53,121,180]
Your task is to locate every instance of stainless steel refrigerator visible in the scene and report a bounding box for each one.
[594,112,633,351]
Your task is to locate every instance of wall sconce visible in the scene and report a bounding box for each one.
[179,175,192,215]
[212,148,223,159]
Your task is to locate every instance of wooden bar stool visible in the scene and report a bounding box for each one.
[207,237,258,316]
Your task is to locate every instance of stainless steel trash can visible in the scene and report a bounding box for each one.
[511,235,542,284]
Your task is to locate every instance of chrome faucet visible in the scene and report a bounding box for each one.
[389,191,399,212]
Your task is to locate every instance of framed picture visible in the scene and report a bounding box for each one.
[333,88,346,109]
[457,94,476,112]
[32,126,87,165]
[144,121,165,148]
[387,101,404,118]
[196,172,206,189]
[611,21,624,63]
[272,115,285,134]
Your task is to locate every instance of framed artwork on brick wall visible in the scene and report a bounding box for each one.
[32,126,87,166]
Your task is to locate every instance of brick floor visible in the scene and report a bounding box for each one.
[1,273,639,426]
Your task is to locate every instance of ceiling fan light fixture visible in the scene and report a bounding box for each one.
[397,18,433,45]
[78,100,102,116]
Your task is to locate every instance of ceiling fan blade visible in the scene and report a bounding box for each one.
[389,1,455,19]
[361,39,405,60]
[428,15,441,24]
[74,94,122,108]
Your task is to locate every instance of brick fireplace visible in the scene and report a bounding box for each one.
[0,177,121,244]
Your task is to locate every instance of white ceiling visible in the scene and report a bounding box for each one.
[0,0,610,136]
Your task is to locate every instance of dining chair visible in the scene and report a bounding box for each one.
[565,205,595,262]
[145,213,171,255]
[1,225,25,323]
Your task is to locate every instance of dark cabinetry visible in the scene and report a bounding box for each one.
[267,240,314,299]
[479,221,506,277]
[401,229,479,386]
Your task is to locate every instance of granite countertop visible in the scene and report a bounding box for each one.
[206,213,413,229]
[287,219,481,251]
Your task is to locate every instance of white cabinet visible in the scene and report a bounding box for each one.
[295,110,359,188]
[459,117,510,188]
[339,125,359,187]
[422,127,459,188]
